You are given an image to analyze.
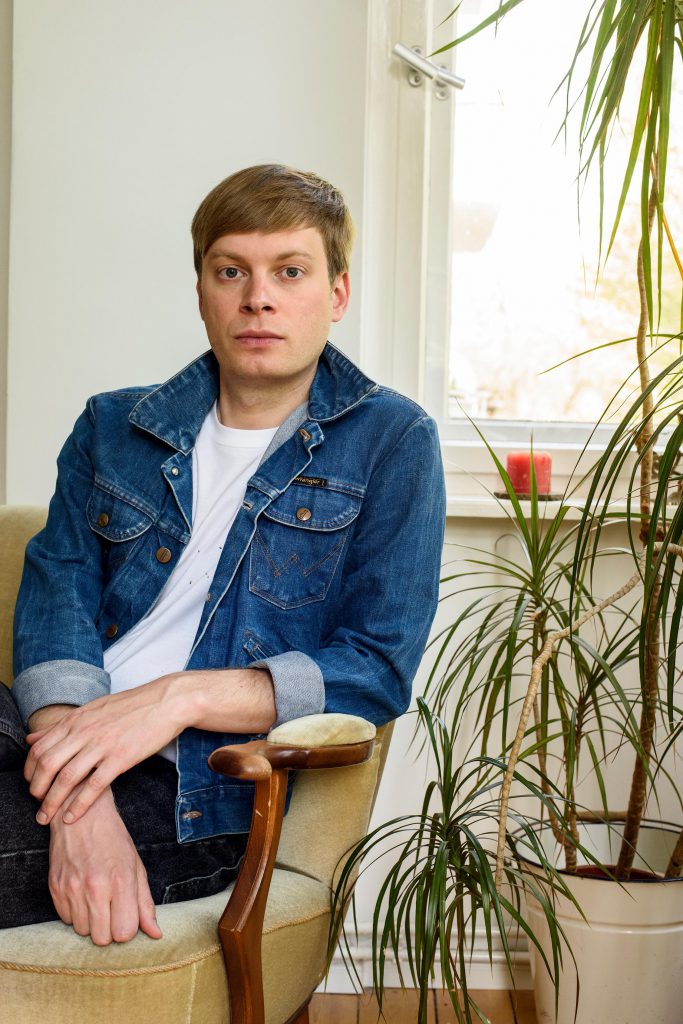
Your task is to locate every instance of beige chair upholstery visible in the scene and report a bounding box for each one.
[0,506,393,1023]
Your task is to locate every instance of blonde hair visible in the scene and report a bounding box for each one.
[191,164,355,283]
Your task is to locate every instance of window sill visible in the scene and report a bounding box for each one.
[440,437,641,509]
[446,495,584,521]
[447,495,557,520]
[445,495,679,522]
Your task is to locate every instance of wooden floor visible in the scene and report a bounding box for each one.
[310,989,536,1023]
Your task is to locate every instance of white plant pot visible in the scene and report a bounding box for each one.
[519,820,683,1024]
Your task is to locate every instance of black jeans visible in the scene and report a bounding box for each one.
[0,683,249,928]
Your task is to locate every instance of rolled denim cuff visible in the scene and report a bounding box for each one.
[12,659,111,730]
[251,651,324,728]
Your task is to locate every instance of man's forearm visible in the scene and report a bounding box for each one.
[28,666,275,742]
[24,667,277,826]
[169,667,277,735]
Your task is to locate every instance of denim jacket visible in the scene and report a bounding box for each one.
[12,342,446,840]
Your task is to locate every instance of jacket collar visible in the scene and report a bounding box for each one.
[307,341,378,422]
[129,341,378,453]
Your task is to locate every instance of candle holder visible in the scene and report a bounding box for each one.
[494,491,563,501]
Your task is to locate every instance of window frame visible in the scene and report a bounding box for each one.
[360,0,645,507]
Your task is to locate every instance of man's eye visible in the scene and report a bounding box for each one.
[219,267,241,279]
[283,267,303,279]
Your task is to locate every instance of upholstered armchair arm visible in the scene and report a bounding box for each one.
[208,714,376,1024]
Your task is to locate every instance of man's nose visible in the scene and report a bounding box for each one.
[240,274,275,313]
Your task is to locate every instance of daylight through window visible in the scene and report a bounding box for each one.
[448,0,683,426]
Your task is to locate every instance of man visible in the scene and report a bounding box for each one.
[1,164,446,944]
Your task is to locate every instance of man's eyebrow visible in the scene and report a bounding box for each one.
[208,249,315,262]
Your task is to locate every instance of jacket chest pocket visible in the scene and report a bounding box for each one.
[249,484,362,610]
[86,482,156,568]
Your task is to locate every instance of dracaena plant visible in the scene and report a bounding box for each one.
[328,425,681,1023]
[327,3,683,1022]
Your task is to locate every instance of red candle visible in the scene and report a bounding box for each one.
[505,451,552,495]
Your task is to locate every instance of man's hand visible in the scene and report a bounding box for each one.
[25,666,275,826]
[28,702,77,735]
[49,783,162,945]
[25,677,186,826]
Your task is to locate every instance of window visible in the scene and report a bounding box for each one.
[363,0,680,502]
[423,0,683,444]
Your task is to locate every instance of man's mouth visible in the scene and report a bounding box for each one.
[235,331,284,346]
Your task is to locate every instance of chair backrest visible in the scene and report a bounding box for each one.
[0,506,47,685]
[276,719,394,888]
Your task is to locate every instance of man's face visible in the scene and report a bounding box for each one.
[197,226,350,388]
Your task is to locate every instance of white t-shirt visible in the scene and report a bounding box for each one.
[103,401,278,762]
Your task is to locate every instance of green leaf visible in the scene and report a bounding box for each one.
[433,0,527,54]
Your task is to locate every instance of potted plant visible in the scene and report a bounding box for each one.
[328,3,683,1022]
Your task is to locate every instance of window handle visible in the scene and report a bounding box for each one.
[393,43,466,93]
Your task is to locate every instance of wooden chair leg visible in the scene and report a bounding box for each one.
[210,736,373,1024]
[217,769,288,1024]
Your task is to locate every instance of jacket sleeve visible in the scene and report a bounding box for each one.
[12,402,111,728]
[254,415,446,727]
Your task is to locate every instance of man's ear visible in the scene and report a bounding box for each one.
[196,279,204,320]
[330,271,351,323]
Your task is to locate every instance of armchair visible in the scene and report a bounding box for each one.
[0,506,394,1024]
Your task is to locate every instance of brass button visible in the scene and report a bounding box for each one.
[105,623,118,639]
[171,467,180,477]
[298,427,311,441]
[156,546,172,564]
[97,512,109,527]
[296,507,312,522]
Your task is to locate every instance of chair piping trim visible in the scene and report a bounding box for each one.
[262,906,329,935]
[0,945,221,978]
[0,909,333,977]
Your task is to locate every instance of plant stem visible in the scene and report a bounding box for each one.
[564,788,579,872]
[634,174,659,542]
[575,810,628,823]
[614,170,660,879]
[493,542,683,890]
[531,615,567,852]
[665,830,683,878]
[493,564,648,889]
[615,579,661,878]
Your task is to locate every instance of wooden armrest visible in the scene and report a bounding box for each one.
[209,736,375,778]
[208,712,376,779]
[208,714,376,1024]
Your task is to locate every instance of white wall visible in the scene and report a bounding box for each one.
[7,0,367,504]
[0,0,11,503]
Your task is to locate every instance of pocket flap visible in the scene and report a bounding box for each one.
[86,483,156,541]
[263,484,362,531]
